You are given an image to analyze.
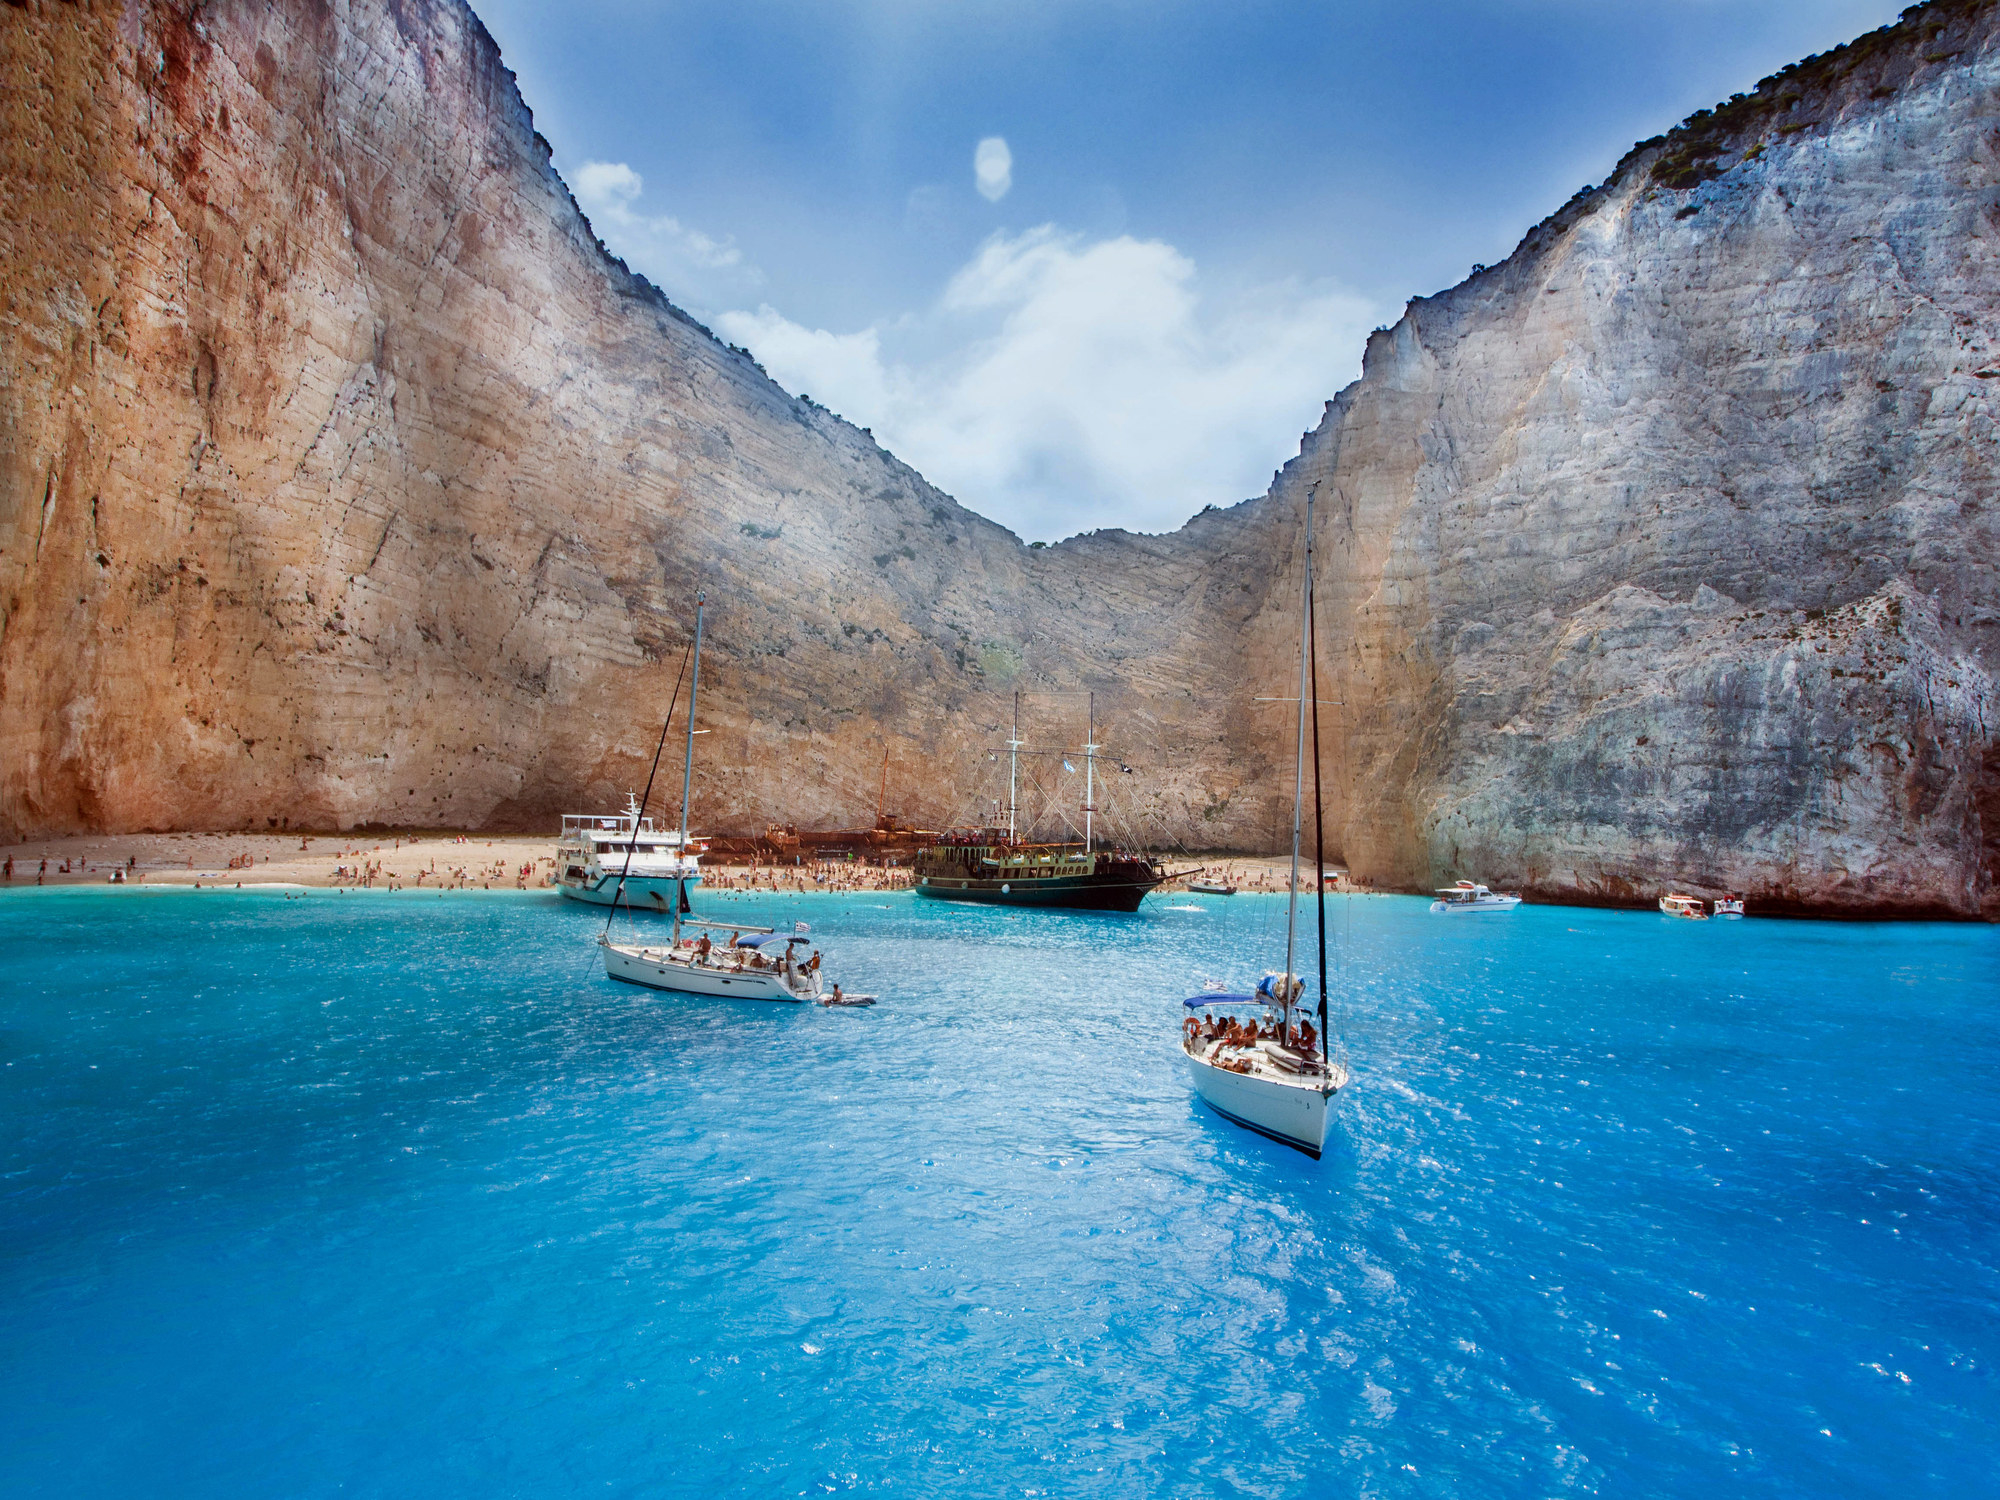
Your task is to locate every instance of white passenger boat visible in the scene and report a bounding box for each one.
[1180,485,1347,1158]
[1188,877,1237,896]
[1429,880,1522,914]
[556,795,703,908]
[1659,892,1708,919]
[1712,894,1745,917]
[597,594,849,1005]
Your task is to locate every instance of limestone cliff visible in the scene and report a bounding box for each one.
[2,0,1996,916]
[0,0,1248,847]
[1248,0,2000,916]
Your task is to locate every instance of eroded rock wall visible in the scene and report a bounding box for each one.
[2,0,1995,915]
[0,0,1254,847]
[1257,0,2000,915]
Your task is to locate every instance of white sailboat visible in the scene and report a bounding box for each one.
[597,594,833,1004]
[1181,487,1348,1157]
[602,923,824,1002]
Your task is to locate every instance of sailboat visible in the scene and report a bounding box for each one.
[1180,487,1349,1156]
[597,595,828,1003]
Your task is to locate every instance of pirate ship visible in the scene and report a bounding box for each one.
[910,695,1190,912]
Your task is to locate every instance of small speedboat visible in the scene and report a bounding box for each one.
[1712,894,1745,917]
[1430,880,1522,914]
[1659,892,1708,919]
[1188,877,1237,896]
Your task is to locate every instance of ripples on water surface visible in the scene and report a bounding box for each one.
[1,888,1995,1496]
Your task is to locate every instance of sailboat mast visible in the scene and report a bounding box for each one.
[673,593,706,944]
[1310,557,1329,1056]
[1007,689,1021,842]
[1284,487,1314,1034]
[1084,691,1096,854]
[604,645,690,937]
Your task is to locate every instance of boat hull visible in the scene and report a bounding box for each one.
[601,941,817,1002]
[559,874,701,908]
[1183,1046,1339,1157]
[913,873,1159,912]
[1429,895,1521,914]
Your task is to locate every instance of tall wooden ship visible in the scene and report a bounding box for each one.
[912,834,1169,912]
[910,694,1184,912]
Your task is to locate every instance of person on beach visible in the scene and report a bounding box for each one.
[3,857,10,879]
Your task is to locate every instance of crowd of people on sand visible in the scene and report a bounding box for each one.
[1182,862,1369,894]
[696,859,916,894]
[328,837,543,890]
[4,853,147,885]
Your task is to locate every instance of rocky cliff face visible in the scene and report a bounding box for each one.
[1250,0,2000,916]
[2,0,1995,915]
[0,0,1252,848]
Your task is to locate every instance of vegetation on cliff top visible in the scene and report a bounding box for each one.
[1473,0,1998,277]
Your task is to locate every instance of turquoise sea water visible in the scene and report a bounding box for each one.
[1,886,1995,1497]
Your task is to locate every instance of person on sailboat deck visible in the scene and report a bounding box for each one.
[695,934,712,961]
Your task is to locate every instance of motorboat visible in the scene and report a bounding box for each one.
[1712,894,1746,917]
[1180,485,1348,1158]
[598,593,852,1004]
[1429,880,1521,914]
[557,794,702,908]
[1659,892,1708,919]
[1188,877,1238,896]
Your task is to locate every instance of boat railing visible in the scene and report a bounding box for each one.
[563,815,698,844]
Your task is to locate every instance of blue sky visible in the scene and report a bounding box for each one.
[472,0,1902,540]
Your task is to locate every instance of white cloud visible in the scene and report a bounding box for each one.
[974,137,1013,202]
[716,309,893,415]
[717,226,1379,540]
[572,160,759,308]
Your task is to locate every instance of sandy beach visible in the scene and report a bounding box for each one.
[0,832,1367,896]
[0,830,559,890]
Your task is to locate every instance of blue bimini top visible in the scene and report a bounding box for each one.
[1183,993,1258,1008]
